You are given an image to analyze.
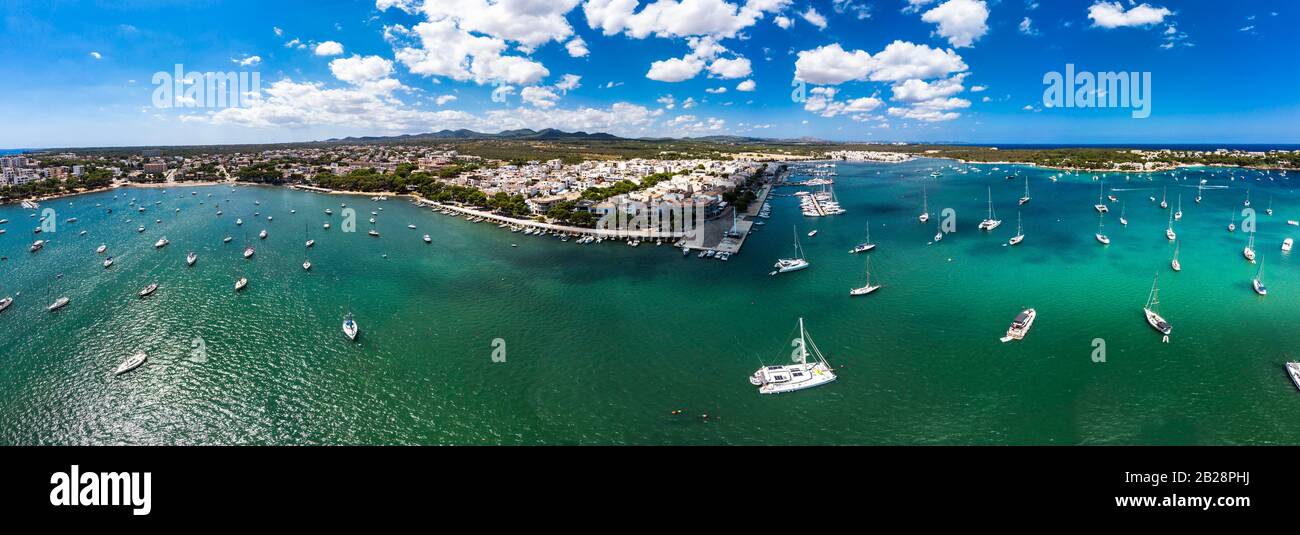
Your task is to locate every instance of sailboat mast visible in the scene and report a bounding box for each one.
[798,317,808,365]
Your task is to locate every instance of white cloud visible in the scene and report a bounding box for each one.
[521,86,561,108]
[736,79,756,91]
[869,40,968,82]
[890,74,966,103]
[920,0,989,48]
[435,94,458,105]
[555,74,582,92]
[707,56,752,78]
[314,41,344,56]
[903,0,937,13]
[387,21,549,86]
[657,94,676,109]
[329,54,394,84]
[273,27,284,37]
[888,106,961,122]
[1087,2,1172,29]
[774,15,793,28]
[970,84,986,92]
[584,0,791,40]
[647,56,705,82]
[801,7,828,30]
[417,0,580,48]
[491,85,517,102]
[90,51,102,60]
[706,87,727,94]
[832,0,871,19]
[795,40,966,85]
[681,96,697,109]
[1019,17,1038,35]
[233,55,263,67]
[565,36,590,57]
[794,43,874,85]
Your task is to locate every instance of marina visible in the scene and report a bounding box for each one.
[3,159,1300,444]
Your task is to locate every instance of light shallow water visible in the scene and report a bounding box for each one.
[2,160,1300,445]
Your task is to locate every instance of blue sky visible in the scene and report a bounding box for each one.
[1,0,1297,148]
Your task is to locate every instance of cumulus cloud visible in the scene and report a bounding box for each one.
[233,55,263,67]
[584,0,791,40]
[435,94,458,105]
[1087,1,1172,28]
[706,87,727,94]
[707,56,752,79]
[521,86,561,108]
[314,41,344,56]
[555,73,582,92]
[647,56,705,82]
[796,40,967,85]
[736,79,756,91]
[90,51,103,60]
[565,36,590,57]
[773,15,793,28]
[328,54,394,84]
[920,0,989,48]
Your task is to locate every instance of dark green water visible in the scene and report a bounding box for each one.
[2,160,1300,445]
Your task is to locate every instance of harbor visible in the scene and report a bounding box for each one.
[3,158,1300,445]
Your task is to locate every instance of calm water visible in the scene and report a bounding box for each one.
[3,161,1300,445]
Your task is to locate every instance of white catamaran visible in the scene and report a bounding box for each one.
[1094,182,1108,213]
[749,318,837,394]
[978,186,1001,231]
[772,226,810,275]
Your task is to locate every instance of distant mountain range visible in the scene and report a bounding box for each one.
[321,128,820,144]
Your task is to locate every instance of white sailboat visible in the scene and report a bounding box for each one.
[1119,203,1128,226]
[1228,210,1236,232]
[1143,273,1172,336]
[1253,257,1267,295]
[849,220,876,253]
[918,186,930,223]
[1267,197,1273,216]
[343,311,359,341]
[235,277,248,291]
[978,186,1001,231]
[138,283,159,298]
[1174,194,1182,221]
[849,256,881,296]
[186,251,197,266]
[771,226,810,275]
[1095,212,1110,245]
[1165,210,1176,241]
[1244,232,1256,263]
[1160,187,1168,209]
[113,352,147,376]
[1018,176,1030,205]
[1244,188,1251,207]
[1171,241,1181,271]
[1008,211,1024,245]
[748,318,836,394]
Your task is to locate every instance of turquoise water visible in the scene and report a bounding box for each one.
[2,160,1300,445]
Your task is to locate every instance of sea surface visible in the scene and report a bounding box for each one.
[3,160,1300,445]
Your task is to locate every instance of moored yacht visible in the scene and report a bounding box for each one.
[48,296,70,312]
[154,237,169,248]
[103,256,114,268]
[423,234,432,243]
[849,256,881,296]
[771,226,810,275]
[1018,176,1030,205]
[849,220,876,253]
[978,186,1001,231]
[1000,308,1036,342]
[1285,362,1300,392]
[1252,258,1267,295]
[235,277,248,291]
[138,283,158,298]
[1171,241,1181,271]
[1244,232,1256,263]
[96,244,107,254]
[1008,211,1024,246]
[1159,187,1168,209]
[919,186,930,223]
[259,230,267,239]
[113,352,147,376]
[1095,213,1110,245]
[343,312,359,341]
[1143,273,1172,336]
[0,296,12,314]
[244,246,255,259]
[748,318,836,394]
[1094,182,1108,213]
[186,251,198,266]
